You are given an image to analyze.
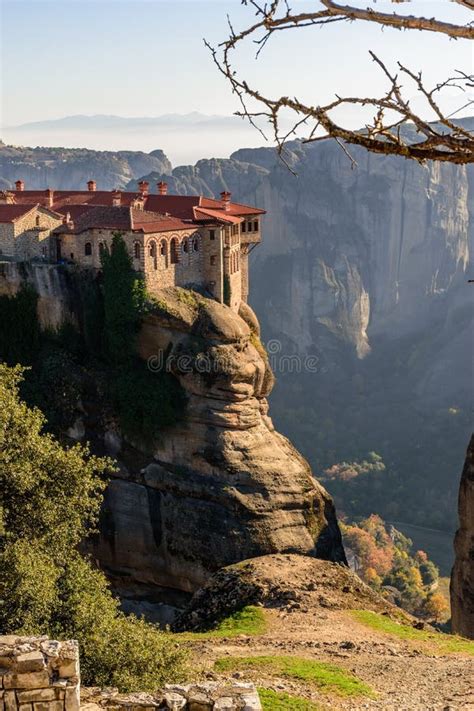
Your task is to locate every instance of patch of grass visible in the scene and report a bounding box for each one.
[350,610,474,656]
[173,605,267,640]
[214,656,374,698]
[258,688,323,711]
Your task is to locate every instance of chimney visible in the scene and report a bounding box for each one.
[45,188,54,207]
[112,190,121,207]
[87,180,96,192]
[220,191,231,212]
[138,180,149,196]
[15,180,25,191]
[157,181,168,195]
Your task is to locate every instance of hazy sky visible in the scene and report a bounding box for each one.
[0,0,472,160]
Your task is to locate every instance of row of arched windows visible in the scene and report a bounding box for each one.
[146,235,200,270]
[83,236,200,266]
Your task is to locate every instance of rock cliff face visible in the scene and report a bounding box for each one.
[451,434,474,639]
[0,265,345,601]
[129,139,473,533]
[94,290,345,594]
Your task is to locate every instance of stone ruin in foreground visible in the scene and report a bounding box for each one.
[0,636,261,711]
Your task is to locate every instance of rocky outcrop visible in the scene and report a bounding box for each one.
[93,289,345,595]
[451,434,474,639]
[0,263,345,601]
[0,144,171,190]
[174,553,398,633]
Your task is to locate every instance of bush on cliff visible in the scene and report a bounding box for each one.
[0,364,187,690]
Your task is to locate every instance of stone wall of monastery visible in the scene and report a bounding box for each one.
[14,210,62,260]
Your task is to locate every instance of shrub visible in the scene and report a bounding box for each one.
[0,364,187,691]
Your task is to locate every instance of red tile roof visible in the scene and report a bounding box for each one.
[0,204,38,222]
[193,207,242,225]
[55,206,192,235]
[11,190,265,223]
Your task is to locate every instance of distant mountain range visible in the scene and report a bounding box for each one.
[1,113,267,164]
[5,113,246,131]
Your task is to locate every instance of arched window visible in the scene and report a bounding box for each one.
[134,242,140,260]
[160,240,168,267]
[183,239,189,254]
[99,241,105,256]
[193,237,199,252]
[170,238,179,264]
[85,242,92,256]
[149,240,157,270]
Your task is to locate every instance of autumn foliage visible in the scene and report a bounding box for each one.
[341,515,447,621]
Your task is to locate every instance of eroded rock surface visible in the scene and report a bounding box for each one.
[451,434,474,639]
[93,289,346,594]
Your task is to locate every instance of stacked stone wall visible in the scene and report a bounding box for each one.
[0,637,80,711]
[86,682,261,710]
[0,638,261,710]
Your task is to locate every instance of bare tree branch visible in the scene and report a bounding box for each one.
[210,0,474,165]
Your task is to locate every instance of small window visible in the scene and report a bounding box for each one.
[70,253,74,260]
[170,238,179,264]
[134,242,140,259]
[85,242,92,256]
[193,237,199,252]
[99,242,105,255]
[35,216,40,227]
[242,222,246,233]
[254,220,259,231]
[160,240,167,257]
[183,239,189,253]
[210,255,216,266]
[209,229,215,241]
[149,240,157,269]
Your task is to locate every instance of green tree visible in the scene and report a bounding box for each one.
[0,364,186,690]
[101,232,146,365]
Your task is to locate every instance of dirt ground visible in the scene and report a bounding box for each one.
[186,555,474,710]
